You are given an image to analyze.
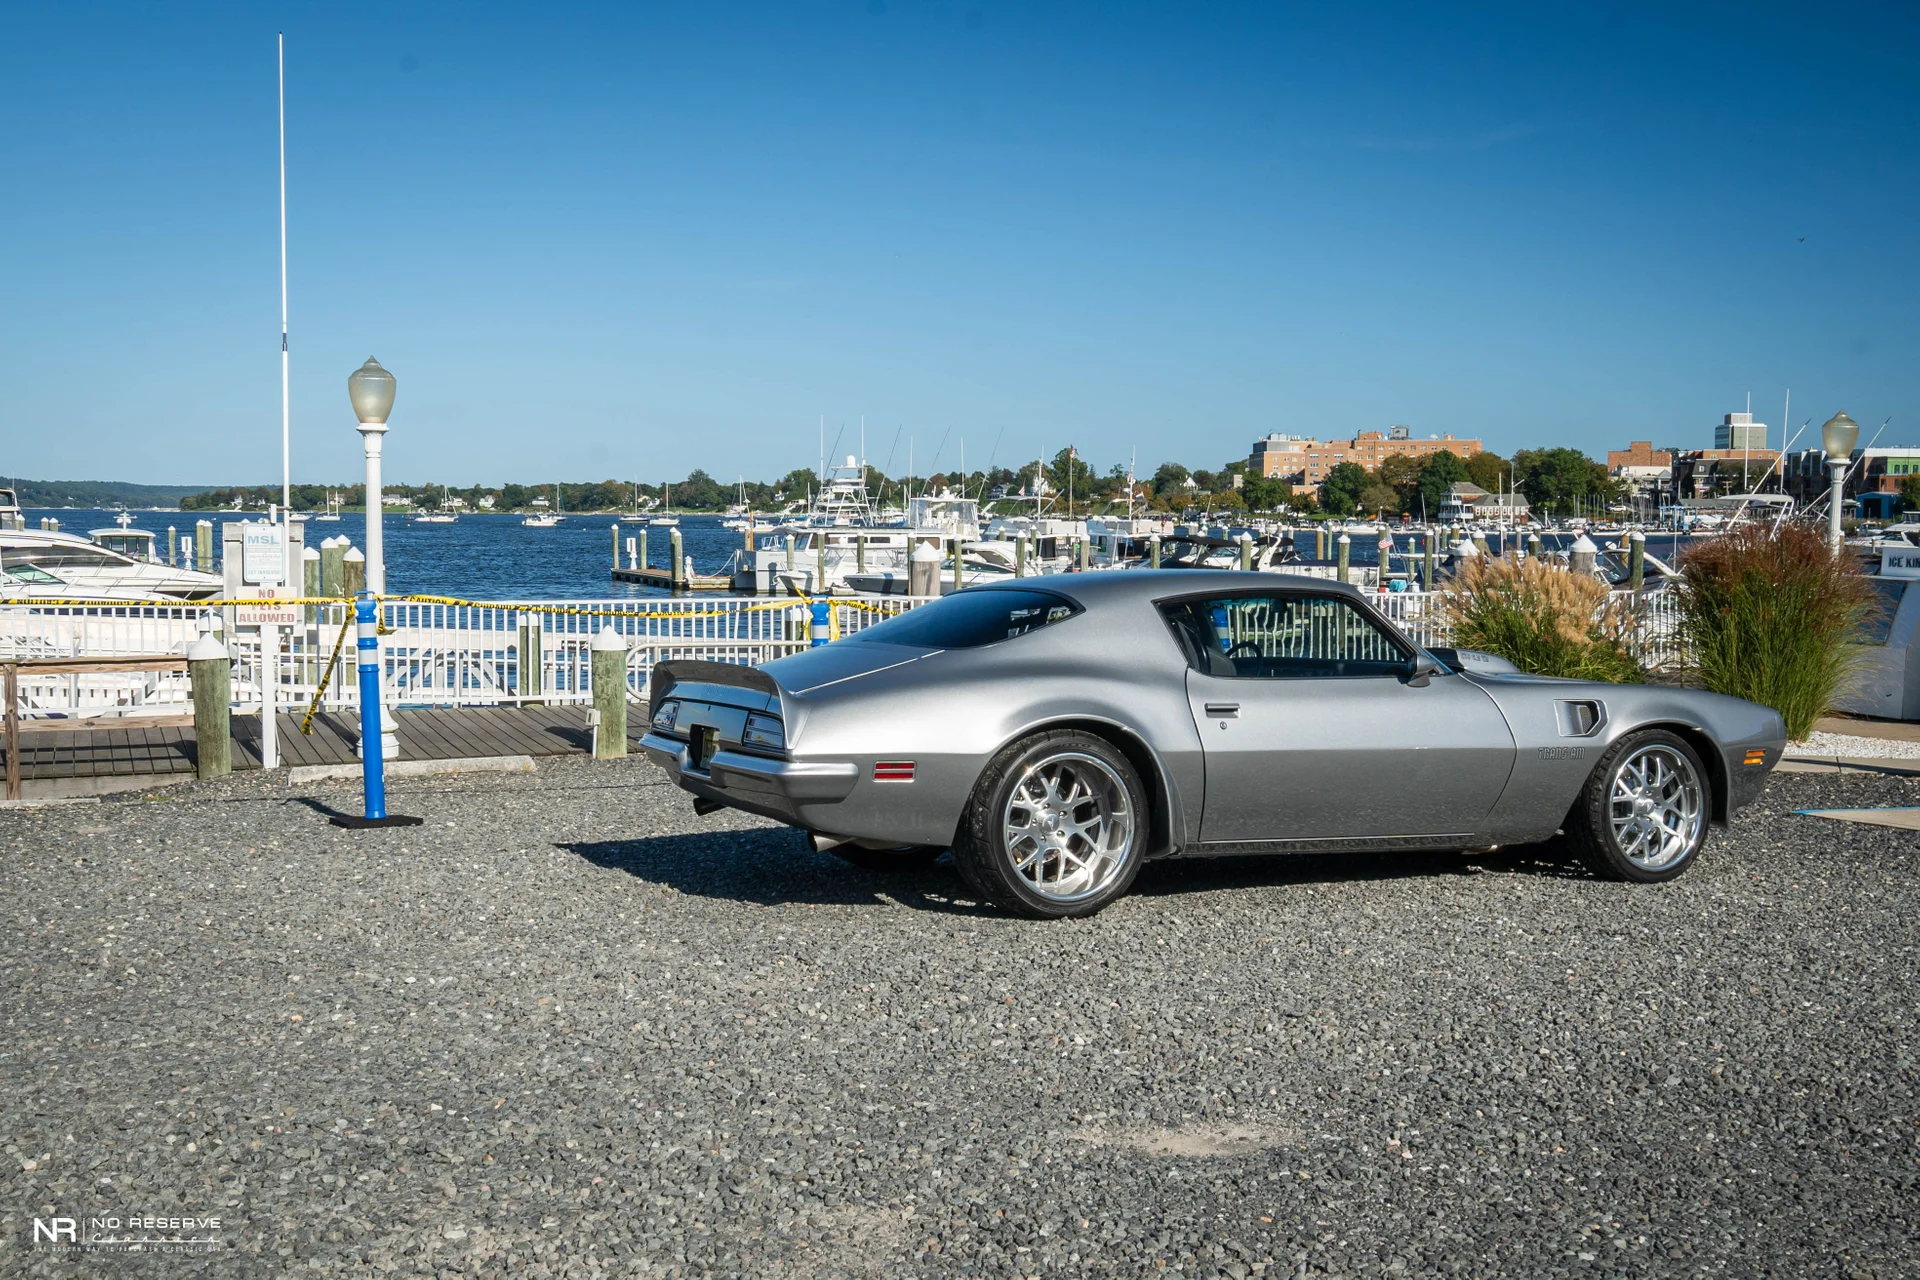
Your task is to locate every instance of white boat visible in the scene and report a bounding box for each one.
[522,485,566,526]
[312,491,343,521]
[649,483,679,527]
[413,512,457,524]
[0,496,223,601]
[620,480,651,522]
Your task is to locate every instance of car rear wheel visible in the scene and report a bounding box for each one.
[1563,729,1711,882]
[952,730,1147,919]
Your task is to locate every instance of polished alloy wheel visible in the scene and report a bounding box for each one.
[1002,751,1135,903]
[1607,743,1704,870]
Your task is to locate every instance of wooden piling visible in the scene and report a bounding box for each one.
[1016,535,1028,577]
[518,620,544,700]
[1421,532,1435,591]
[610,523,620,567]
[639,529,649,574]
[1150,535,1161,569]
[590,627,629,758]
[1336,534,1350,584]
[3,665,17,801]
[189,635,231,780]
[342,547,366,598]
[166,525,177,566]
[670,528,686,590]
[320,537,346,597]
[195,520,213,572]
[1629,530,1646,599]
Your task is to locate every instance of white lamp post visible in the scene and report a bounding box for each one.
[1821,411,1859,554]
[348,357,399,758]
[348,357,397,591]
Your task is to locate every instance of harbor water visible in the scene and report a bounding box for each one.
[26,509,1710,600]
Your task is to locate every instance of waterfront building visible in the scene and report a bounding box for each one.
[1714,412,1768,451]
[1670,448,1782,499]
[1607,441,1674,505]
[1437,481,1530,524]
[1247,429,1482,483]
[1780,446,1920,520]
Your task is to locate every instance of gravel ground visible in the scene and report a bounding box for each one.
[1791,731,1920,760]
[2,758,1916,1279]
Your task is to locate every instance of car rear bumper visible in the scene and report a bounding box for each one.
[639,732,859,825]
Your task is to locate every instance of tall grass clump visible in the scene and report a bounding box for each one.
[1673,523,1878,740]
[1440,554,1644,683]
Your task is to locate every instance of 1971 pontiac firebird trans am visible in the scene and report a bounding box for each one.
[641,571,1785,918]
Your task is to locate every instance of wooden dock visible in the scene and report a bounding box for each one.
[8,705,628,799]
[609,565,738,591]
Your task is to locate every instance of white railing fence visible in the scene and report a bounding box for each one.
[1,588,1685,722]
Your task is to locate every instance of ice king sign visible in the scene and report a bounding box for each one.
[1882,546,1920,580]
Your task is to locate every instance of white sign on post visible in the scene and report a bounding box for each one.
[1882,547,1920,580]
[235,584,301,628]
[241,523,288,585]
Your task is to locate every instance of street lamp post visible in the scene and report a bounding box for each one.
[349,357,397,590]
[1821,412,1860,555]
[348,357,399,758]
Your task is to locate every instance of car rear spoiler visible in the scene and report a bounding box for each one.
[648,660,781,710]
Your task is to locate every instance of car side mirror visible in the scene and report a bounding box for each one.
[1406,653,1442,688]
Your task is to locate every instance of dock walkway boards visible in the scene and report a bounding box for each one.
[14,704,614,785]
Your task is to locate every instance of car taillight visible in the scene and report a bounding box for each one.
[873,761,915,782]
[741,712,786,751]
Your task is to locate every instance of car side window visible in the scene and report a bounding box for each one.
[1160,594,1412,679]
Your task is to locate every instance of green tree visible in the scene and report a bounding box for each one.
[1416,449,1472,515]
[1375,455,1424,510]
[1359,483,1401,515]
[1321,462,1370,516]
[1150,462,1190,497]
[1464,451,1512,493]
[1902,475,1920,513]
[1513,447,1603,515]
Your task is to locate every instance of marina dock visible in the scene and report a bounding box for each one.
[608,564,737,591]
[10,704,619,799]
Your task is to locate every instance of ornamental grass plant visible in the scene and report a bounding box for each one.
[1672,523,1878,741]
[1440,553,1644,683]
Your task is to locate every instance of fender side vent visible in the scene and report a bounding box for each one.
[1556,700,1606,738]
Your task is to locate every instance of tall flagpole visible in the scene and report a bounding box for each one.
[279,33,291,520]
[262,32,291,774]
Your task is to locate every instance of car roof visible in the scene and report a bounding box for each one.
[988,569,1369,609]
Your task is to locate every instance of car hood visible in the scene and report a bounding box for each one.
[762,640,934,696]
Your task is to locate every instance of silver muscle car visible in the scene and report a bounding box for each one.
[641,571,1785,918]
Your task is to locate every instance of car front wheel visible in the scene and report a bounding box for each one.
[1564,729,1711,882]
[952,730,1148,919]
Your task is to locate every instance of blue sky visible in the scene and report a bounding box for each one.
[3,2,1916,487]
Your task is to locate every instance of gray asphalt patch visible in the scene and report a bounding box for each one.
[2,758,1915,1277]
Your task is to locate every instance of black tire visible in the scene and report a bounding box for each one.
[826,844,945,872]
[951,730,1149,919]
[1563,728,1712,883]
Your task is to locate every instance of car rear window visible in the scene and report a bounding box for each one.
[849,588,1080,649]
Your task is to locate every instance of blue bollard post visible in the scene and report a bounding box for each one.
[355,594,386,819]
[809,599,831,648]
[329,592,422,829]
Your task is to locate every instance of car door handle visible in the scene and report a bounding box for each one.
[1204,702,1240,718]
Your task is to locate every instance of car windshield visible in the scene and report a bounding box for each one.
[849,588,1080,649]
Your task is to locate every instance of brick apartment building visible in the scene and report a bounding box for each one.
[1249,427,1483,487]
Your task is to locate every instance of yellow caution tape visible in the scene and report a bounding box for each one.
[299,612,356,736]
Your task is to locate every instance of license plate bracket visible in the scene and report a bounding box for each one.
[688,724,718,770]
